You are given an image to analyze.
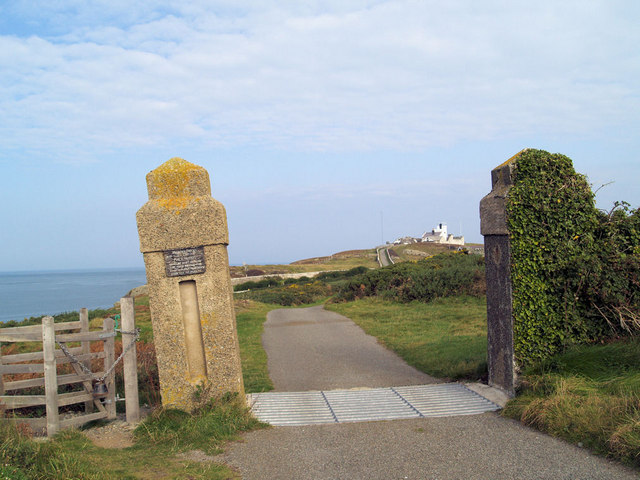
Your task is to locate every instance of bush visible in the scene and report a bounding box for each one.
[507,149,640,366]
[315,266,370,281]
[584,202,640,333]
[234,277,283,291]
[235,281,332,306]
[334,253,485,303]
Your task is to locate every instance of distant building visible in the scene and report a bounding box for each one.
[392,222,465,247]
[421,223,464,246]
[393,236,418,245]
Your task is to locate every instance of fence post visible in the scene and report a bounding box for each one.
[121,296,140,423]
[42,316,60,436]
[79,308,93,414]
[103,318,117,420]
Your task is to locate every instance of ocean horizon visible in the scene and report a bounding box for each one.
[0,267,148,323]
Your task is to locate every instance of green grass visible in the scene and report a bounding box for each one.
[0,298,272,479]
[235,300,275,393]
[503,338,640,467]
[326,296,488,380]
[0,393,261,478]
[229,249,379,278]
[133,393,265,455]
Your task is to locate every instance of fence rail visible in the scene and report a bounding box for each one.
[0,297,139,436]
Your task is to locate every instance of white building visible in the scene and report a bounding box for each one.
[421,223,465,246]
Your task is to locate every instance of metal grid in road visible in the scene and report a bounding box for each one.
[248,383,500,426]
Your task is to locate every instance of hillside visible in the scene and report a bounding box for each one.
[229,248,378,278]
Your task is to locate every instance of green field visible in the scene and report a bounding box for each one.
[326,296,488,380]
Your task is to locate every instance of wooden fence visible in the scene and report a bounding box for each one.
[0,296,139,436]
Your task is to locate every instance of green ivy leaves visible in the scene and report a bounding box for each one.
[507,150,603,365]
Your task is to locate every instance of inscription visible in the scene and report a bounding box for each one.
[164,247,206,277]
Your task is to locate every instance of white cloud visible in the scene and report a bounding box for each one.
[1,1,639,162]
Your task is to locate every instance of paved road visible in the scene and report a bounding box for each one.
[224,414,638,479]
[263,306,437,391]
[378,247,392,267]
[221,306,639,479]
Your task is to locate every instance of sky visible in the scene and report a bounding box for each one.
[1,1,639,271]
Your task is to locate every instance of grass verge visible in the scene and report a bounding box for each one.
[0,393,263,479]
[0,298,274,479]
[235,300,275,393]
[503,338,640,467]
[326,296,487,380]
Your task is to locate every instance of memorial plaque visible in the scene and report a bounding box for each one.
[164,247,206,277]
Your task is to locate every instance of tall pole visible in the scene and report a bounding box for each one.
[380,211,384,245]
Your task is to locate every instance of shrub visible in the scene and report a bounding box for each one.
[585,202,640,333]
[506,149,640,366]
[334,252,485,303]
[234,277,283,291]
[235,281,332,306]
[315,266,370,281]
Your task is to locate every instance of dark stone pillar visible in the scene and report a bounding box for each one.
[479,153,521,397]
[484,235,514,395]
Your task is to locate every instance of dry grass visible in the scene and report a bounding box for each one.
[503,338,640,467]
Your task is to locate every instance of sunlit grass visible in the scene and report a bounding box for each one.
[503,338,640,467]
[326,296,488,380]
[0,393,263,479]
[235,300,275,393]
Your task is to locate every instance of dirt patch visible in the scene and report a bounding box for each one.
[83,419,136,449]
[83,407,151,449]
[177,449,220,463]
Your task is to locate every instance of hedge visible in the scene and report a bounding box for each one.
[507,149,640,366]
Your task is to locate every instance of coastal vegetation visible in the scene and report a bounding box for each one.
[1,233,639,473]
[502,149,640,467]
[333,251,485,303]
[503,338,640,466]
[507,150,640,366]
[0,393,261,479]
[228,248,378,278]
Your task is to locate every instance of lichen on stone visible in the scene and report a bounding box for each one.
[147,157,209,211]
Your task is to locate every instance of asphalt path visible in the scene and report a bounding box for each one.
[221,306,639,479]
[262,305,437,391]
[378,247,392,267]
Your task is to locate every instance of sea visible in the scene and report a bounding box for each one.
[0,268,148,323]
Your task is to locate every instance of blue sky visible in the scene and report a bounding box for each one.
[1,1,639,271]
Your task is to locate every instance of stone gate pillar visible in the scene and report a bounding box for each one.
[136,157,244,411]
[479,153,521,397]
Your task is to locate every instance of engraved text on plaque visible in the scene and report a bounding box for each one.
[164,247,206,277]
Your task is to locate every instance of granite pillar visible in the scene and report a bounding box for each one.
[136,157,244,411]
